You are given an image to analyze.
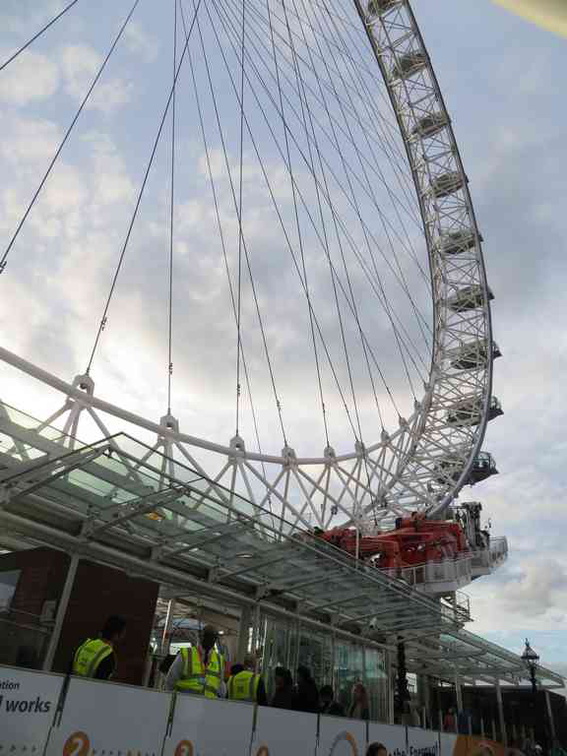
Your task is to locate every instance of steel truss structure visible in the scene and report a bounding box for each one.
[0,400,467,641]
[405,629,565,689]
[0,0,496,534]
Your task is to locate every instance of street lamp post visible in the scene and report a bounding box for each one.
[520,639,540,747]
[521,639,539,694]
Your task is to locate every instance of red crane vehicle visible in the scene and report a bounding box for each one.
[314,505,507,594]
[314,513,473,593]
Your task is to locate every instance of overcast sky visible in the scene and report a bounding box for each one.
[1,0,566,682]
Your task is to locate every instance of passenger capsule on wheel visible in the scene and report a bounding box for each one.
[434,229,479,256]
[446,396,503,427]
[450,340,501,371]
[431,171,466,198]
[367,0,400,17]
[411,112,448,138]
[390,51,427,81]
[468,452,498,485]
[447,284,494,312]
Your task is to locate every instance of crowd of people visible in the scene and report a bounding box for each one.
[71,617,372,719]
[152,623,372,719]
[262,663,370,718]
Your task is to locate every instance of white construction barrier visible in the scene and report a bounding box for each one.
[45,677,172,756]
[252,706,318,755]
[407,725,440,754]
[317,712,366,756]
[367,722,407,754]
[0,666,63,754]
[164,697,254,756]
[0,664,506,756]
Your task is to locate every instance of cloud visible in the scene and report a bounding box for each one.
[1,115,60,168]
[59,44,132,114]
[0,1,68,37]
[0,50,59,105]
[83,131,136,207]
[124,22,160,62]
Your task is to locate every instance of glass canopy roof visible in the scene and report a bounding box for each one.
[0,401,461,639]
[0,400,563,688]
[404,628,564,688]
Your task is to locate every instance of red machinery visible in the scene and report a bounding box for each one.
[315,513,469,574]
[317,528,402,571]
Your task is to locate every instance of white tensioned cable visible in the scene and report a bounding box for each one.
[266,0,332,446]
[216,0,432,373]
[0,0,81,72]
[227,0,424,275]
[180,0,276,524]
[166,0,178,415]
[207,0,408,424]
[212,0,429,394]
[276,0,422,399]
[201,0,370,436]
[186,0,290,448]
[86,0,204,374]
[234,0,246,435]
[275,0,398,436]
[0,0,141,275]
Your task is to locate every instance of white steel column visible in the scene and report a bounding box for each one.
[455,669,463,712]
[42,553,79,671]
[386,649,395,724]
[495,680,507,746]
[237,606,251,662]
[251,603,261,670]
[545,690,556,741]
[160,598,176,655]
[330,630,335,687]
[417,674,431,726]
[292,620,301,671]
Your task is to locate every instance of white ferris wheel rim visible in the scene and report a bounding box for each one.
[0,0,494,524]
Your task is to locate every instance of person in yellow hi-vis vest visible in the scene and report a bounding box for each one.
[72,616,127,680]
[166,625,227,698]
[227,655,267,704]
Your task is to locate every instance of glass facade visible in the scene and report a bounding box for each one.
[261,617,389,722]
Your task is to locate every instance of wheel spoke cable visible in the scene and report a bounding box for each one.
[267,0,331,447]
[166,0,178,415]
[0,0,81,72]
[86,0,204,373]
[181,1,275,524]
[214,0,427,395]
[0,0,142,275]
[185,0,289,447]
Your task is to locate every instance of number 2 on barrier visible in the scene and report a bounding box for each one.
[174,740,194,756]
[63,731,90,756]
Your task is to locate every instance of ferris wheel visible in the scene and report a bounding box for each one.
[0,0,501,533]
